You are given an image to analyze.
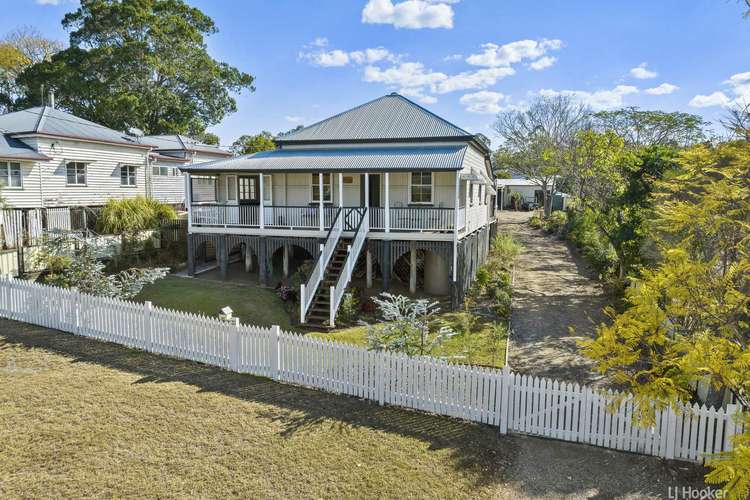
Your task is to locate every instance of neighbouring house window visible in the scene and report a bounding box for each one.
[0,161,22,188]
[226,175,237,202]
[66,161,87,186]
[311,173,332,203]
[120,165,137,186]
[263,175,272,204]
[410,172,433,204]
[152,165,177,176]
[468,183,474,206]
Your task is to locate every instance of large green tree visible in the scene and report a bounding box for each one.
[15,0,254,137]
[0,26,62,113]
[493,95,589,215]
[231,131,276,155]
[592,107,707,148]
[583,141,750,499]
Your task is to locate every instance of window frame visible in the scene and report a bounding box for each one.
[120,165,138,187]
[409,171,434,205]
[66,161,87,187]
[226,175,237,203]
[310,173,332,203]
[0,161,22,189]
[263,174,273,204]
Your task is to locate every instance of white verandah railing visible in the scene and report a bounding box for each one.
[330,207,369,326]
[0,275,744,465]
[300,208,343,323]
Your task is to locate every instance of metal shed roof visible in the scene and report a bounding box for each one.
[180,145,468,173]
[276,93,473,144]
[0,106,149,148]
[144,134,232,156]
[0,133,50,161]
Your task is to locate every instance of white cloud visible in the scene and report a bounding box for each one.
[529,56,557,71]
[362,0,456,29]
[300,43,398,67]
[435,67,515,93]
[363,62,447,90]
[629,62,658,79]
[466,39,562,68]
[644,83,679,95]
[399,87,438,104]
[443,53,463,62]
[689,91,731,108]
[539,85,639,110]
[285,115,304,124]
[459,91,507,114]
[688,71,750,109]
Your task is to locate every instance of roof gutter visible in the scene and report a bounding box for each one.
[10,132,154,150]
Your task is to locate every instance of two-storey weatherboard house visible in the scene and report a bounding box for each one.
[181,93,496,328]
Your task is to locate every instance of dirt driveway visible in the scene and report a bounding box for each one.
[498,211,610,386]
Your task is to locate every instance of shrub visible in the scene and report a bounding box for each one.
[565,210,617,276]
[529,213,544,229]
[545,210,568,234]
[474,267,492,291]
[510,191,522,210]
[491,287,511,319]
[491,233,521,267]
[97,196,177,235]
[336,291,360,325]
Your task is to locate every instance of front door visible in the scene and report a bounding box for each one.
[238,175,260,205]
[368,174,381,207]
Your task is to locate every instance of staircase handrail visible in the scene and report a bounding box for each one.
[329,207,369,327]
[300,207,343,323]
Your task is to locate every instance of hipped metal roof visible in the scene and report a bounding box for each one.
[180,145,468,173]
[276,93,473,144]
[0,133,50,161]
[0,106,150,148]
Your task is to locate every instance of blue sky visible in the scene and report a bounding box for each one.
[3,0,750,147]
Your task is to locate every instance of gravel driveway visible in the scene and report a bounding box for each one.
[499,211,610,387]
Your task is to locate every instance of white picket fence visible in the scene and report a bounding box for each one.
[0,276,743,464]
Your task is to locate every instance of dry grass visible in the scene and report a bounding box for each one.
[0,319,509,499]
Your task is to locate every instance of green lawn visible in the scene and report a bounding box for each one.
[0,319,510,498]
[310,311,508,368]
[136,275,293,330]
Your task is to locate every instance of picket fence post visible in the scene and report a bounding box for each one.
[230,318,241,372]
[271,324,281,380]
[377,352,386,406]
[0,273,8,317]
[664,406,678,459]
[71,287,81,335]
[499,366,511,434]
[144,301,153,352]
[724,404,740,452]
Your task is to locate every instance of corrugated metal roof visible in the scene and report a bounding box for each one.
[144,134,232,156]
[277,93,472,143]
[0,106,149,148]
[0,133,50,161]
[180,145,468,173]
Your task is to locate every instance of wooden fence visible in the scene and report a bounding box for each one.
[0,276,743,464]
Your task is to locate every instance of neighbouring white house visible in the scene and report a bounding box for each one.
[146,134,232,205]
[496,178,568,210]
[0,105,153,209]
[0,104,232,210]
[181,93,497,328]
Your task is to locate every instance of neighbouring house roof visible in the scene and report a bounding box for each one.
[276,93,474,144]
[0,133,50,161]
[144,134,232,157]
[0,106,150,149]
[496,178,544,187]
[149,152,190,163]
[180,145,468,173]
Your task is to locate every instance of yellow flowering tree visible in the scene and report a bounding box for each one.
[582,141,750,498]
